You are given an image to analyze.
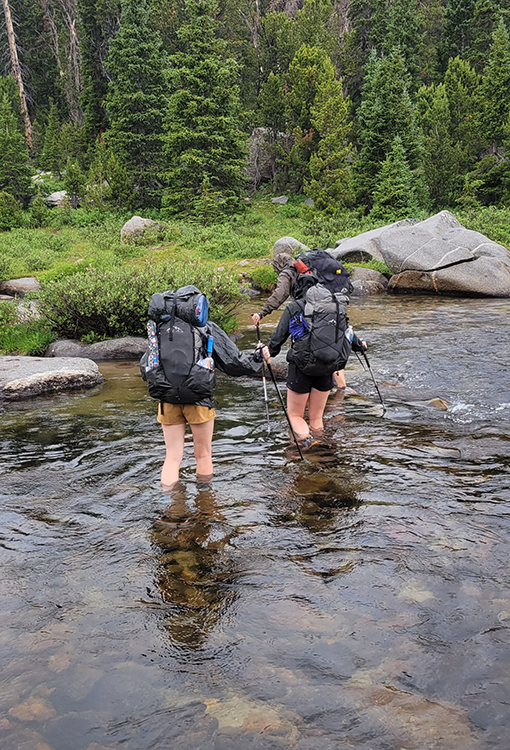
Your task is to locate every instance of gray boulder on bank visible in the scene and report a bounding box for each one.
[45,337,147,361]
[272,236,309,259]
[0,356,104,401]
[349,267,389,296]
[0,277,41,297]
[332,211,510,297]
[120,215,164,244]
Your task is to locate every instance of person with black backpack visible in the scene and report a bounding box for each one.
[251,249,354,392]
[140,285,262,488]
[257,273,366,448]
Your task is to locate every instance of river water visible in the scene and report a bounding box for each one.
[1,295,510,750]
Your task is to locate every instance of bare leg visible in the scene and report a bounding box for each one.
[286,389,311,440]
[190,418,215,480]
[161,423,186,488]
[333,369,346,388]
[307,388,331,433]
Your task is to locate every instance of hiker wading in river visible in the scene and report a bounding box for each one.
[141,286,261,488]
[256,279,367,448]
[251,251,352,391]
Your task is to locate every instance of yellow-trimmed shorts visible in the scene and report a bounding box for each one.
[157,402,216,425]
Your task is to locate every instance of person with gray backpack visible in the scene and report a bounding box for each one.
[140,285,261,488]
[257,272,366,448]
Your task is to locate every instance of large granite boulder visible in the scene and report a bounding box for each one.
[0,277,41,297]
[349,267,389,296]
[272,236,309,259]
[332,211,510,297]
[45,337,147,361]
[0,356,104,401]
[120,215,164,244]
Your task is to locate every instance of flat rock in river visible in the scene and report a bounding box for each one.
[45,337,147,360]
[0,356,104,401]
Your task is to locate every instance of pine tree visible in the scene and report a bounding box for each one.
[383,0,421,84]
[63,158,86,209]
[443,56,481,164]
[354,48,423,209]
[163,0,247,218]
[416,0,445,86]
[340,0,387,104]
[79,0,120,151]
[480,18,510,149]
[105,0,167,207]
[440,0,476,68]
[369,136,419,222]
[417,83,460,207]
[0,92,32,203]
[306,78,354,212]
[279,45,340,193]
[40,101,62,175]
[469,0,506,72]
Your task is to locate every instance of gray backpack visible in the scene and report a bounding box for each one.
[289,284,352,376]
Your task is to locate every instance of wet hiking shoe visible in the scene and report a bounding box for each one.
[298,436,322,450]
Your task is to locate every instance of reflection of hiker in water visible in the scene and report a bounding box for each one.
[251,252,350,391]
[141,286,261,489]
[150,485,238,649]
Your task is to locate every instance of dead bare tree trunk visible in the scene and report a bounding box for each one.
[1,0,34,151]
[39,0,83,124]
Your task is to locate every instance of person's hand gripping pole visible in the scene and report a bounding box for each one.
[256,326,304,461]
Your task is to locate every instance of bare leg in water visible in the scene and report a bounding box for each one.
[161,418,215,488]
[286,388,330,441]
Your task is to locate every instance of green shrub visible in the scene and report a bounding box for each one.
[30,190,50,228]
[38,260,242,339]
[0,299,16,325]
[0,322,56,355]
[0,191,22,231]
[250,265,277,291]
[0,254,13,281]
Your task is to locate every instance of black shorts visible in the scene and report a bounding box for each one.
[287,362,334,394]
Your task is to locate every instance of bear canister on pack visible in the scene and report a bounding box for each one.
[288,283,352,377]
[140,285,215,404]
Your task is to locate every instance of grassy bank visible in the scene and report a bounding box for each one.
[1,200,510,355]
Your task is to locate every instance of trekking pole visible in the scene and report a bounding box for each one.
[256,324,271,434]
[362,351,386,413]
[265,358,305,461]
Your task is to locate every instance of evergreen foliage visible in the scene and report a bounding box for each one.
[369,136,420,222]
[480,18,510,148]
[355,49,423,209]
[163,0,247,218]
[307,78,354,212]
[440,0,477,67]
[40,101,62,175]
[105,0,167,207]
[0,94,33,204]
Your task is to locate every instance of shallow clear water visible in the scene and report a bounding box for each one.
[1,295,510,750]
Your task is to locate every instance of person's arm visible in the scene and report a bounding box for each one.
[252,269,294,322]
[207,322,262,377]
[265,305,293,357]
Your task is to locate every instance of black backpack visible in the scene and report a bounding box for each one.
[288,283,353,377]
[140,285,215,404]
[294,248,353,299]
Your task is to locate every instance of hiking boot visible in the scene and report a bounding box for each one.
[299,436,322,450]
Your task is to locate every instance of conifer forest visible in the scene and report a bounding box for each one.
[2,0,510,219]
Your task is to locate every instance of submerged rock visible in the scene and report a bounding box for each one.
[0,356,104,401]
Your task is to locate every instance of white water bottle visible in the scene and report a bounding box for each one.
[197,335,214,369]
